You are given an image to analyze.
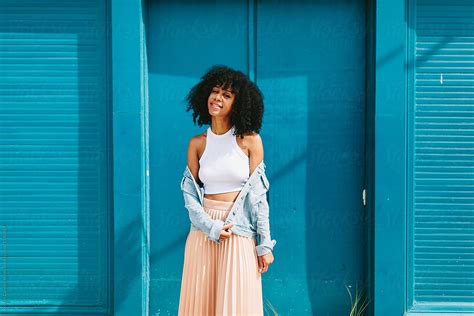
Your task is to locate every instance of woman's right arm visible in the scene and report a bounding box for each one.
[182,136,225,243]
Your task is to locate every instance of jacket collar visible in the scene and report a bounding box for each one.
[183,159,267,206]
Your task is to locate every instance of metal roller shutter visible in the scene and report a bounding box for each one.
[409,0,474,311]
[0,1,110,313]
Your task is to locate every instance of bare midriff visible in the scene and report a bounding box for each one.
[204,190,241,203]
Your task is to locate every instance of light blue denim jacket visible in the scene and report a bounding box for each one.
[180,160,276,256]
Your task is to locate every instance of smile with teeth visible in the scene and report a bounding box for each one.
[211,102,222,109]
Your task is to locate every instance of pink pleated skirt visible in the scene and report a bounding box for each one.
[178,197,263,316]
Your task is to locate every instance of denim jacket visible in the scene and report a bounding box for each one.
[180,160,276,256]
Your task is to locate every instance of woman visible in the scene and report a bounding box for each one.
[178,65,276,315]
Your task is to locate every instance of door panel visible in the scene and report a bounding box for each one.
[256,1,366,314]
[147,1,249,313]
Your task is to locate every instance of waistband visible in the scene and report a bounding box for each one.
[203,197,234,211]
[190,224,257,239]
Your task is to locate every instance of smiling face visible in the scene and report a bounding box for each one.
[207,84,235,118]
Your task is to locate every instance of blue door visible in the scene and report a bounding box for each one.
[0,1,111,314]
[147,0,367,314]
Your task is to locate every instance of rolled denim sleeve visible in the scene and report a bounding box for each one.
[181,177,223,244]
[255,193,277,256]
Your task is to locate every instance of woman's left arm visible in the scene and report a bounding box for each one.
[247,133,275,273]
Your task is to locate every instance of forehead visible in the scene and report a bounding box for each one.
[213,84,234,93]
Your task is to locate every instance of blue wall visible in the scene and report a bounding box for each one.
[2,0,473,315]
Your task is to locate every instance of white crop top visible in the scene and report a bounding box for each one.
[198,125,250,194]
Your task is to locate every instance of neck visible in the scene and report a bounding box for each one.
[210,118,232,135]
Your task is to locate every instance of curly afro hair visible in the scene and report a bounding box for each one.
[185,65,264,138]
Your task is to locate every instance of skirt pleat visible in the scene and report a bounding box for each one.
[178,197,263,316]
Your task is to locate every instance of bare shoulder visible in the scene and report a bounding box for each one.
[188,130,207,149]
[187,131,207,180]
[242,132,264,171]
[244,132,263,152]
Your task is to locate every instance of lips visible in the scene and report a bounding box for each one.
[211,102,222,109]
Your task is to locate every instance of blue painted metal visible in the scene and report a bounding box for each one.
[147,0,367,315]
[111,0,149,315]
[256,1,367,315]
[374,0,408,315]
[406,0,474,314]
[0,0,111,314]
[6,0,473,315]
[365,0,376,315]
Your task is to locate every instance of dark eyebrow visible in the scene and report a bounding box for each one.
[213,87,234,94]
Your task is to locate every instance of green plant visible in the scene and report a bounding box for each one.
[345,283,371,316]
[263,297,279,316]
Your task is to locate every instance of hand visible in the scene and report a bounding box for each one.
[218,223,233,242]
[257,251,274,273]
